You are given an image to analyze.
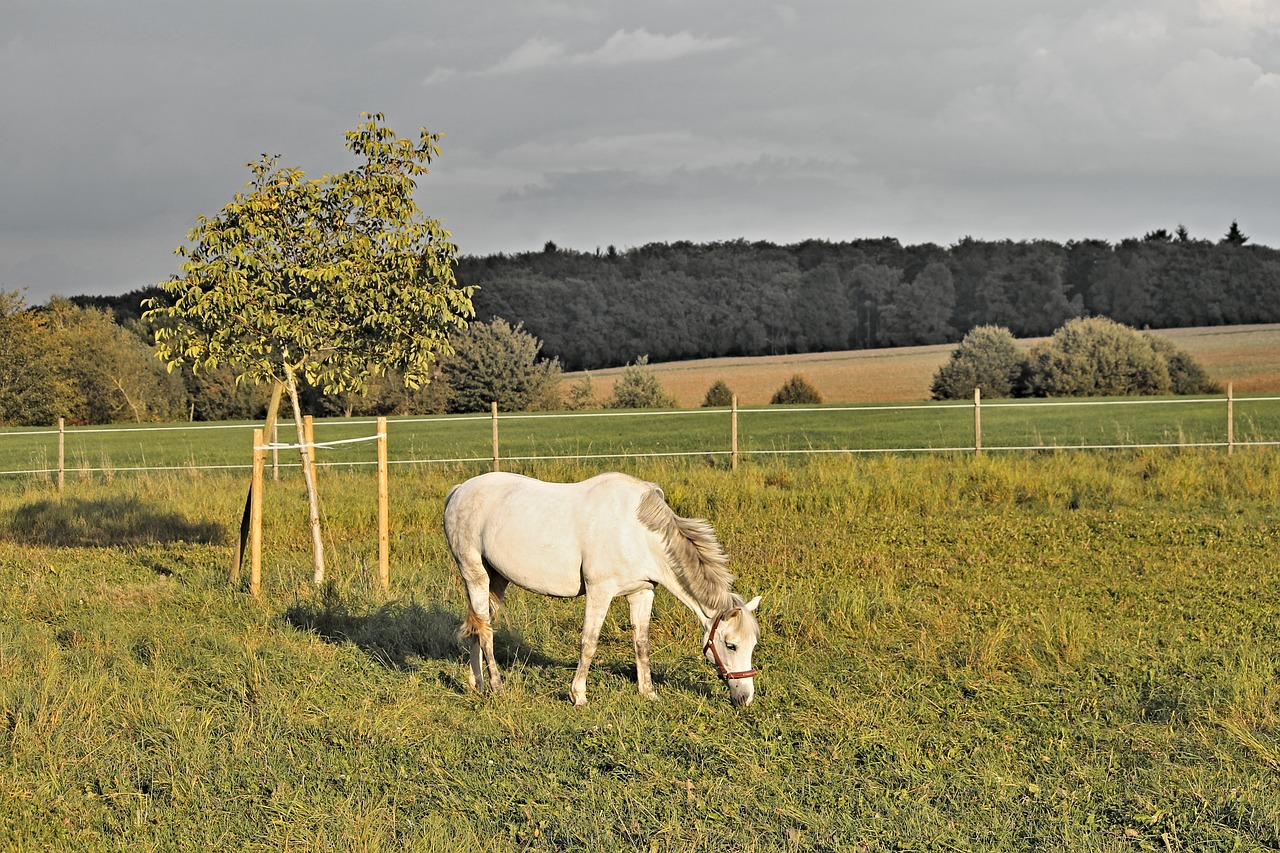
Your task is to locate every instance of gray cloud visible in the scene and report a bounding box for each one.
[3,0,1278,305]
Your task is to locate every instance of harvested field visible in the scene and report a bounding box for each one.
[565,324,1280,406]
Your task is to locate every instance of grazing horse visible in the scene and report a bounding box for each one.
[443,471,762,706]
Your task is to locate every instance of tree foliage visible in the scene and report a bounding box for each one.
[606,357,677,409]
[440,318,562,413]
[1024,317,1172,397]
[1143,334,1221,394]
[770,374,823,405]
[458,229,1276,371]
[931,325,1026,400]
[145,113,473,398]
[0,293,184,425]
[0,291,64,426]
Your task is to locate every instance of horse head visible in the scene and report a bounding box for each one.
[703,595,762,707]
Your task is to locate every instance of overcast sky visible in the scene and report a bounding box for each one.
[3,0,1278,305]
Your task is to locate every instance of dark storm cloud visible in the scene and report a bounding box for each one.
[3,0,1278,304]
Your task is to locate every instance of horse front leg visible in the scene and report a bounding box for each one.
[627,588,657,699]
[571,588,613,706]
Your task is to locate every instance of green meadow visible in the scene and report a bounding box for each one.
[1,447,1279,850]
[3,393,1278,479]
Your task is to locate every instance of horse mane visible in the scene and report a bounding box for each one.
[636,487,734,613]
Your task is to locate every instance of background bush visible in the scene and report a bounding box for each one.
[771,374,823,405]
[702,380,734,407]
[930,325,1026,400]
[1025,317,1172,397]
[606,356,677,409]
[932,317,1221,400]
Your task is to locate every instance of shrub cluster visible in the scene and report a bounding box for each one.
[770,374,823,405]
[931,317,1221,400]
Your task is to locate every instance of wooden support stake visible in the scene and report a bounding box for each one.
[303,415,318,485]
[233,382,283,583]
[491,402,500,472]
[974,387,982,454]
[249,428,265,597]
[377,417,389,592]
[731,395,739,471]
[57,417,65,492]
[1227,381,1234,456]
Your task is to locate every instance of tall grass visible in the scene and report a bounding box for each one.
[2,451,1279,849]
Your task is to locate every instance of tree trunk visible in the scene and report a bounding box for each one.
[284,364,326,584]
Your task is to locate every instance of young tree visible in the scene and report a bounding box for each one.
[564,373,597,410]
[440,318,562,413]
[146,113,474,583]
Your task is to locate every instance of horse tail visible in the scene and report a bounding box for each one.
[456,590,502,645]
[636,487,734,613]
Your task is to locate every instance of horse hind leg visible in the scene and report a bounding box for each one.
[457,569,505,693]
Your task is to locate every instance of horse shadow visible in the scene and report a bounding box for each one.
[281,598,704,699]
[282,598,564,691]
[0,496,224,548]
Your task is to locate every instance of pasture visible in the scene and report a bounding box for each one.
[2,450,1279,850]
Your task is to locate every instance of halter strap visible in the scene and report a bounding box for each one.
[703,609,757,681]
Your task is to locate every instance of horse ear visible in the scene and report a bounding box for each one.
[743,595,762,612]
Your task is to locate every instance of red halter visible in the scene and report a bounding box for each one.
[703,609,757,681]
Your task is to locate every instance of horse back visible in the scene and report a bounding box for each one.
[443,471,659,597]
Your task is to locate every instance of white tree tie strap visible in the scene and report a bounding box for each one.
[255,433,387,452]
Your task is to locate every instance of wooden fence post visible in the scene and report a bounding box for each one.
[249,428,265,597]
[491,402,500,472]
[974,387,982,454]
[57,417,65,492]
[303,415,318,484]
[377,417,389,592]
[731,395,739,471]
[1227,382,1234,456]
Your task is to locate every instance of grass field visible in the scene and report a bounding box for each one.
[4,392,1280,481]
[2,450,1280,850]
[569,323,1280,406]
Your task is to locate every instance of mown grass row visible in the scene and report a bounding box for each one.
[1,451,1279,850]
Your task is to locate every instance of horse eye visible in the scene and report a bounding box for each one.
[725,642,737,652]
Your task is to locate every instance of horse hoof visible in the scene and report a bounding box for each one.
[571,694,588,706]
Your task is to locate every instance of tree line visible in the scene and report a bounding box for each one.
[463,225,1277,370]
[2,226,1273,426]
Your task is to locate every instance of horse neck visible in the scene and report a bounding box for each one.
[661,575,719,628]
[637,489,735,618]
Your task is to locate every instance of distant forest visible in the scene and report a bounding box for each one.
[454,226,1277,371]
[77,226,1278,375]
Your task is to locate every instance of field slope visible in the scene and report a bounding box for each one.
[568,323,1280,406]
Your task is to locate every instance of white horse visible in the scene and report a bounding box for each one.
[443,471,762,706]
